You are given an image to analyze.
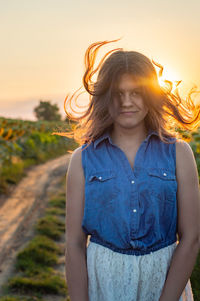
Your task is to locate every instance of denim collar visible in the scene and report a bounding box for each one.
[94,128,159,149]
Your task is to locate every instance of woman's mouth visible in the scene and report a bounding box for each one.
[120,111,138,116]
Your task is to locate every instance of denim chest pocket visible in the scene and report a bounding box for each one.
[86,170,118,206]
[147,168,177,203]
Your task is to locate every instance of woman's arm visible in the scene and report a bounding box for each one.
[159,139,200,301]
[65,146,89,301]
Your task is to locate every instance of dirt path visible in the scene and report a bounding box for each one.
[0,154,71,290]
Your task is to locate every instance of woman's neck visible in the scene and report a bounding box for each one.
[109,124,148,148]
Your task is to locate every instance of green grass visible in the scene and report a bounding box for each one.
[0,162,25,194]
[45,207,65,216]
[6,273,67,295]
[0,297,44,301]
[35,215,65,240]
[1,162,25,185]
[48,196,65,209]
[191,251,200,301]
[15,235,61,276]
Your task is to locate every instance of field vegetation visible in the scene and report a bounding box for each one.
[0,117,77,195]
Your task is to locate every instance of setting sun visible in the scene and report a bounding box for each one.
[158,69,181,91]
[152,59,181,92]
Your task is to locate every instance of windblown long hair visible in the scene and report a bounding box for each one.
[55,39,200,146]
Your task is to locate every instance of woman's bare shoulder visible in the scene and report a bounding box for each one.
[175,138,199,184]
[66,146,85,206]
[67,146,83,176]
[175,138,194,161]
[70,145,82,159]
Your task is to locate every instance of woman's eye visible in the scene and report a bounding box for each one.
[114,90,141,98]
[115,91,123,97]
[131,91,141,97]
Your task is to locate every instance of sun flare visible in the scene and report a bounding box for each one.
[158,69,181,91]
[152,60,181,92]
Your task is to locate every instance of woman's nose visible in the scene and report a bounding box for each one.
[122,93,132,105]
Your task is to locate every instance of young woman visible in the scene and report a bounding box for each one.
[64,39,200,301]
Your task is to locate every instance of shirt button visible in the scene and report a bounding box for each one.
[131,180,135,184]
[99,176,102,180]
[133,209,137,213]
[163,173,167,176]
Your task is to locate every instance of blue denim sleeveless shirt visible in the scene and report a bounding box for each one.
[81,129,178,255]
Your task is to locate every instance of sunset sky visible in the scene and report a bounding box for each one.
[1,0,200,120]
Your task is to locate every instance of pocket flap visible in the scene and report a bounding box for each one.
[88,170,116,182]
[148,169,176,180]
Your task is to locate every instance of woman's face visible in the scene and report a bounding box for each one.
[109,73,149,130]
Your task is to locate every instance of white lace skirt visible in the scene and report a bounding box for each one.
[86,240,194,301]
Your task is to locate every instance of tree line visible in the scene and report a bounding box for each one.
[34,100,67,121]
